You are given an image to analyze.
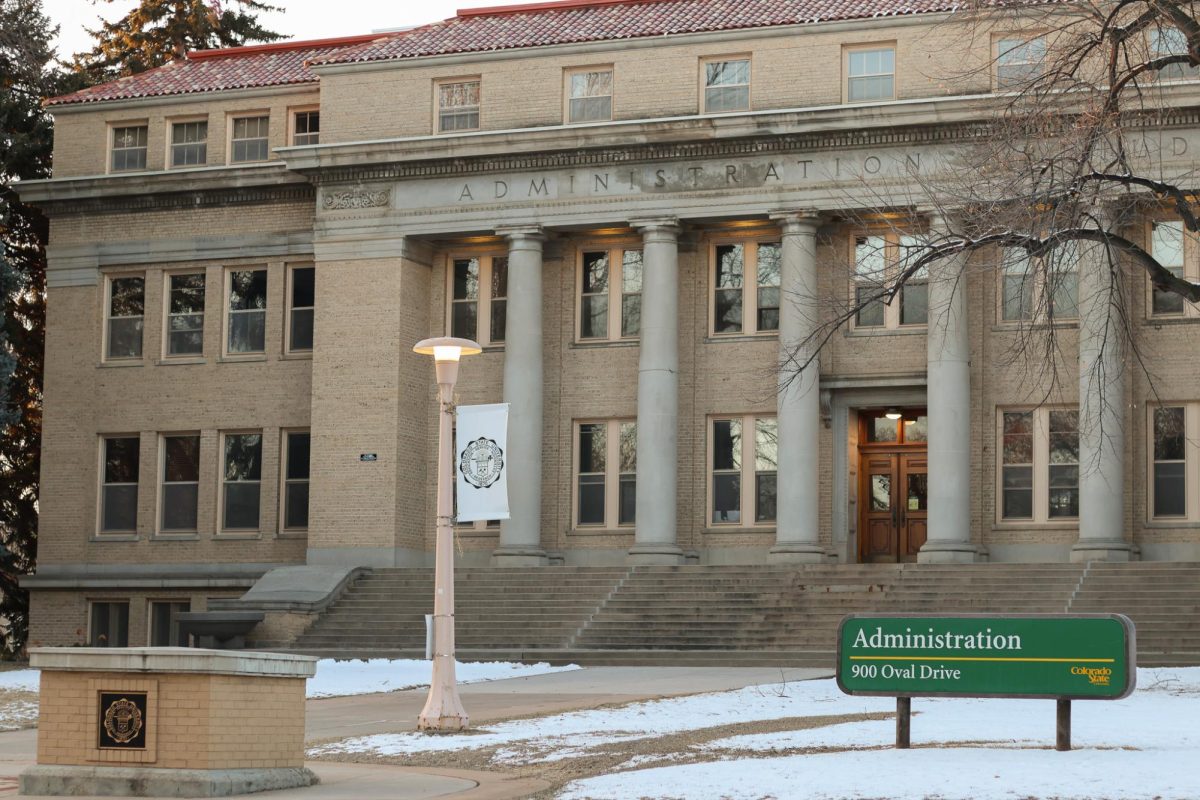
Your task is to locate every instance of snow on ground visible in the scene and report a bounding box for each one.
[312,667,1200,800]
[0,670,38,693]
[306,659,579,699]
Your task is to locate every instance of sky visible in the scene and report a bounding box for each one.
[40,0,518,61]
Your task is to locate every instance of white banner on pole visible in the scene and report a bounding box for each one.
[455,403,511,522]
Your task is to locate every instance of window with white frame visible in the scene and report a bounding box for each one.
[712,241,781,335]
[292,110,319,145]
[287,266,315,352]
[1149,220,1198,317]
[852,234,926,329]
[575,420,636,528]
[160,434,200,532]
[995,36,1047,89]
[1150,27,1200,81]
[449,255,507,345]
[170,120,207,167]
[149,601,190,646]
[106,275,145,359]
[710,415,777,526]
[226,269,267,354]
[221,432,262,531]
[1149,404,1200,521]
[89,601,130,647]
[165,272,204,356]
[567,68,613,123]
[437,79,480,132]
[999,407,1079,522]
[283,430,310,531]
[999,244,1079,322]
[101,435,139,533]
[578,247,642,341]
[846,46,895,102]
[111,125,148,171]
[702,58,750,113]
[230,115,269,163]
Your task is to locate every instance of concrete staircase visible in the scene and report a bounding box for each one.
[287,562,1200,666]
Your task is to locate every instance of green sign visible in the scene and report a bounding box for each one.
[837,614,1136,700]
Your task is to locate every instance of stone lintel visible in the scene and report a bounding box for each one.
[28,647,317,678]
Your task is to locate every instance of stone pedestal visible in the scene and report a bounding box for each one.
[21,647,317,798]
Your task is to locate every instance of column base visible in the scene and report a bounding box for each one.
[767,543,826,564]
[917,541,981,564]
[19,765,317,798]
[490,547,548,567]
[1070,540,1136,563]
[627,544,684,566]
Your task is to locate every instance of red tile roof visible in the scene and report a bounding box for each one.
[49,0,988,106]
[317,0,967,66]
[47,34,383,106]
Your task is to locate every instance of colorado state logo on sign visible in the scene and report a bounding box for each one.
[459,437,504,489]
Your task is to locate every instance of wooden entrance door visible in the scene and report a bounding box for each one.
[858,411,928,563]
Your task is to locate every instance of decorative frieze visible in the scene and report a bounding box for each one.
[321,187,391,210]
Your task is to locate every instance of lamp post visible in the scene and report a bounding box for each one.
[413,336,481,732]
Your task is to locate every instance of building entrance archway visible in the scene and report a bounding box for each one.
[858,409,928,563]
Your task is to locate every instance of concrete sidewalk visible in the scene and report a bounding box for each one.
[3,665,831,799]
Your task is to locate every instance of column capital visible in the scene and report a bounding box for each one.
[922,208,967,235]
[629,217,681,239]
[495,224,547,243]
[769,209,823,235]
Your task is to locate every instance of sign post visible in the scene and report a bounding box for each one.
[837,614,1136,750]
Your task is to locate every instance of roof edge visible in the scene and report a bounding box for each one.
[456,0,681,17]
[186,33,382,61]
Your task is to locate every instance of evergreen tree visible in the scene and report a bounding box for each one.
[73,0,284,81]
[0,0,59,657]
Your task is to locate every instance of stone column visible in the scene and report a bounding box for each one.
[628,218,684,565]
[919,215,978,563]
[769,211,825,563]
[1073,219,1132,562]
[492,226,547,566]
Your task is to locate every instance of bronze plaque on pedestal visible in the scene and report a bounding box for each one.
[98,692,147,749]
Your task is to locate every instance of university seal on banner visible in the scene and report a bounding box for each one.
[102,697,144,745]
[459,437,504,489]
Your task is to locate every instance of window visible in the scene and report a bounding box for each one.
[101,436,139,533]
[449,255,507,345]
[1149,220,1199,317]
[287,266,315,352]
[170,120,207,167]
[292,110,319,145]
[111,125,147,171]
[227,269,267,354]
[852,234,926,329]
[106,275,145,359]
[230,115,269,163]
[222,432,262,531]
[578,247,642,341]
[283,431,310,531]
[999,244,1079,322]
[703,58,750,113]
[1149,404,1200,521]
[165,272,204,356]
[999,407,1078,522]
[437,79,480,132]
[160,435,200,532]
[89,602,129,647]
[710,415,777,526]
[996,36,1047,89]
[574,420,636,528]
[1150,28,1200,81]
[846,46,895,102]
[711,241,781,335]
[150,601,191,647]
[566,68,613,123]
